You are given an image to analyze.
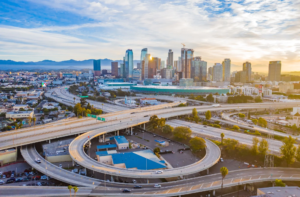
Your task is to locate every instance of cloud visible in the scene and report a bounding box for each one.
[1,0,300,72]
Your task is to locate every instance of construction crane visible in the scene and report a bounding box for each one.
[181,43,185,48]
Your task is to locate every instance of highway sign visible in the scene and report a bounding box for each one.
[87,114,91,117]
[91,115,96,118]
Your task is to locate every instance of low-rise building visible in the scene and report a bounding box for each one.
[42,138,74,163]
[256,186,300,197]
[13,104,29,111]
[6,111,34,119]
[140,98,159,105]
[0,148,17,166]
[112,136,129,149]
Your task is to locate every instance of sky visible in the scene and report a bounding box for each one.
[0,0,300,72]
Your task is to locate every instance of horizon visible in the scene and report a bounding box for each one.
[0,0,299,72]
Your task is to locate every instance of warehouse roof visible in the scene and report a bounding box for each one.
[97,144,117,150]
[112,136,128,144]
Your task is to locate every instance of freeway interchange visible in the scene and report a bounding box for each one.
[1,91,300,196]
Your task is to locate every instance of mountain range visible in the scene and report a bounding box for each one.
[0,59,140,70]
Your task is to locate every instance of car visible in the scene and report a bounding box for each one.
[132,179,137,183]
[35,158,41,163]
[153,135,156,137]
[155,170,163,174]
[37,182,42,186]
[15,178,23,182]
[204,126,207,128]
[144,115,149,117]
[10,174,14,178]
[2,175,6,179]
[0,180,4,185]
[41,175,48,180]
[154,184,161,188]
[131,112,135,114]
[134,185,142,189]
[220,158,224,162]
[23,177,30,182]
[6,178,15,184]
[59,164,62,168]
[41,182,47,186]
[122,189,131,193]
[0,172,2,175]
[72,168,78,173]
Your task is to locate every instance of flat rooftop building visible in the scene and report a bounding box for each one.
[256,186,300,197]
[42,138,74,163]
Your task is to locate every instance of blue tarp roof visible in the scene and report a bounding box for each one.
[155,140,165,144]
[111,150,166,170]
[97,144,117,150]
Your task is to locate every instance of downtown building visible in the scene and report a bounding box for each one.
[181,48,194,79]
[212,63,223,82]
[111,62,118,77]
[192,57,207,82]
[93,59,101,76]
[268,61,281,81]
[125,49,133,79]
[142,54,158,79]
[243,61,252,82]
[222,59,231,82]
[167,49,173,68]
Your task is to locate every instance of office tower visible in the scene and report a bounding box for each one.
[137,63,141,69]
[243,61,252,82]
[120,57,126,78]
[174,61,178,71]
[178,57,182,72]
[222,59,231,82]
[141,48,147,63]
[93,59,101,76]
[161,68,173,79]
[268,61,281,81]
[132,69,141,81]
[153,57,161,70]
[102,69,108,75]
[142,54,157,79]
[111,62,118,76]
[160,61,165,69]
[125,49,133,78]
[235,71,247,83]
[167,49,173,68]
[192,57,207,82]
[213,63,223,82]
[181,48,194,78]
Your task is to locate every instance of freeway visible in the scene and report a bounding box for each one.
[167,119,298,154]
[46,86,129,113]
[2,168,300,196]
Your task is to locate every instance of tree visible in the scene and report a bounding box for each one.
[280,136,296,166]
[248,111,251,119]
[189,137,206,151]
[158,118,166,132]
[258,117,267,128]
[73,186,78,197]
[80,98,87,107]
[74,103,82,116]
[192,108,198,119]
[27,117,32,126]
[258,139,269,156]
[149,115,159,130]
[153,147,160,154]
[73,97,75,103]
[292,124,298,131]
[232,125,240,131]
[238,113,245,118]
[68,185,73,197]
[274,179,286,187]
[223,138,238,151]
[255,96,262,103]
[221,133,225,144]
[252,119,258,125]
[86,103,91,110]
[251,137,259,155]
[173,126,192,141]
[206,94,214,102]
[163,125,174,134]
[220,167,229,197]
[86,109,91,115]
[205,110,211,120]
[296,146,300,162]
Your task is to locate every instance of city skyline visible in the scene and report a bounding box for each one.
[0,0,299,72]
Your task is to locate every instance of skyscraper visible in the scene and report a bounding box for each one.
[222,59,231,82]
[141,48,147,65]
[93,59,101,76]
[111,62,118,77]
[142,54,156,79]
[161,61,165,69]
[243,61,252,82]
[120,57,126,78]
[167,49,173,68]
[178,57,182,72]
[213,63,223,82]
[181,48,194,78]
[192,57,207,82]
[125,49,133,78]
[268,61,281,81]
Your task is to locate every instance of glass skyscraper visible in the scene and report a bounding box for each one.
[141,48,147,64]
[222,58,231,82]
[125,49,133,78]
[181,48,194,78]
[93,59,101,76]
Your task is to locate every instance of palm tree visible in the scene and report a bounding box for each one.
[73,186,78,197]
[73,97,75,103]
[67,185,73,197]
[27,117,32,126]
[32,117,36,126]
[220,167,229,197]
[221,133,225,144]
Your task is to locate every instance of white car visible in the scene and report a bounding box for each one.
[59,164,62,168]
[154,184,161,188]
[0,172,2,175]
[155,170,163,174]
[0,180,4,185]
[220,158,224,162]
[41,175,48,180]
[35,158,41,163]
[132,179,137,183]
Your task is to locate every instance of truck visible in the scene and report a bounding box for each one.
[211,104,221,107]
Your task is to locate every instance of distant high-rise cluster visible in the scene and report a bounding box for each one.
[268,61,281,81]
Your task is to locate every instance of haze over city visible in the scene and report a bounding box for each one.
[1,0,300,72]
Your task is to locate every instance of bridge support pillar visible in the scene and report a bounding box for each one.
[49,139,51,144]
[147,179,149,184]
[111,176,114,182]
[244,185,246,190]
[103,134,105,142]
[131,127,133,135]
[207,168,209,174]
[117,130,119,136]
[144,124,145,130]
[213,190,215,196]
